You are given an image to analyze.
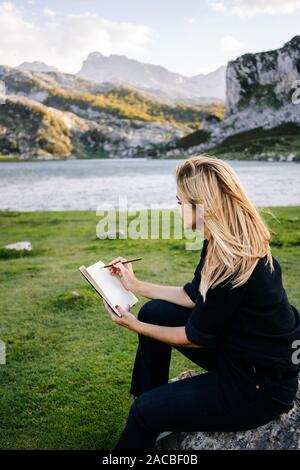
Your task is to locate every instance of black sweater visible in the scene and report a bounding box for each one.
[183,239,300,373]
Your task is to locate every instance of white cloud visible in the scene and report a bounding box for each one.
[220,35,244,52]
[0,4,153,73]
[2,1,14,11]
[208,0,300,16]
[43,9,56,18]
[185,17,195,23]
[210,2,227,13]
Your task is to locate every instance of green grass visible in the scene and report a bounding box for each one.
[167,123,300,161]
[175,128,211,149]
[0,207,299,449]
[0,155,20,162]
[209,123,300,161]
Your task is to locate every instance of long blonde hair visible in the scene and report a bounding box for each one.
[174,154,274,302]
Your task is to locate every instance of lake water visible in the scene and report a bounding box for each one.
[0,158,299,211]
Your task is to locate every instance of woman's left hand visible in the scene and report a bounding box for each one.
[102,298,140,331]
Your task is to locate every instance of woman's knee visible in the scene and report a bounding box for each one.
[131,396,159,435]
[137,299,191,327]
[137,299,165,324]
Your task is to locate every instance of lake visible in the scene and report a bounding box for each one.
[0,158,299,211]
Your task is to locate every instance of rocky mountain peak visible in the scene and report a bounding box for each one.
[77,52,226,102]
[226,36,300,113]
[283,35,300,50]
[17,61,59,73]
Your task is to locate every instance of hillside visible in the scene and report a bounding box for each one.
[0,66,224,160]
[173,36,300,162]
[1,36,299,161]
[17,55,227,103]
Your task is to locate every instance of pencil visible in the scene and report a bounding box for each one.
[103,257,143,268]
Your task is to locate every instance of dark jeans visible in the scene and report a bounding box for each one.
[114,299,299,450]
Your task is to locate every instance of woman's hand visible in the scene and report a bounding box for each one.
[107,256,139,292]
[102,298,140,331]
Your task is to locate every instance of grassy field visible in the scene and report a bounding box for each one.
[0,207,299,449]
[174,123,300,161]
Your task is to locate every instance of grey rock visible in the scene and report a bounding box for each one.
[4,241,32,251]
[226,36,300,114]
[154,369,300,450]
[185,36,300,158]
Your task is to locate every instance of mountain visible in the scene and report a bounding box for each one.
[0,65,223,160]
[77,52,226,103]
[174,36,300,162]
[3,36,298,161]
[226,35,300,113]
[17,61,60,73]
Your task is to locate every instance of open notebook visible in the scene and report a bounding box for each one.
[79,260,139,317]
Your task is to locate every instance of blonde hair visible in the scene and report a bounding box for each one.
[174,154,274,302]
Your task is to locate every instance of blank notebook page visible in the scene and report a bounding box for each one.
[86,260,138,309]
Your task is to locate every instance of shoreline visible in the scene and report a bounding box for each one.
[0,155,299,163]
[0,205,299,215]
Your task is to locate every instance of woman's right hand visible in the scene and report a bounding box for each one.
[107,256,139,292]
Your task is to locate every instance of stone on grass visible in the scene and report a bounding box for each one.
[154,369,300,450]
[4,241,32,251]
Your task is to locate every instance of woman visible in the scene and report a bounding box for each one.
[102,154,300,450]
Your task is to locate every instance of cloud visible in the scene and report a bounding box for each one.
[185,17,195,23]
[2,1,14,11]
[0,3,153,73]
[208,0,300,16]
[210,2,227,13]
[220,35,244,52]
[43,9,56,18]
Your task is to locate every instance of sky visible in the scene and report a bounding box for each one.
[0,0,299,76]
